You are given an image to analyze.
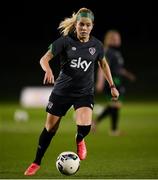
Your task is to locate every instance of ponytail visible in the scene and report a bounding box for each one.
[58,13,77,36]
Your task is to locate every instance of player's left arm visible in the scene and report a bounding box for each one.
[98,57,119,100]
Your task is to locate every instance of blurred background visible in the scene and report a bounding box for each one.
[0,0,158,179]
[1,0,158,101]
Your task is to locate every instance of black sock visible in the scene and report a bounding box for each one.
[76,125,91,143]
[34,128,55,165]
[96,106,112,122]
[110,107,119,131]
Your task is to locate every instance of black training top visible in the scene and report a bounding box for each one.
[49,34,104,97]
[105,47,124,77]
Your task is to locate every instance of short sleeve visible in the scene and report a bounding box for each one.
[97,42,105,61]
[48,36,66,57]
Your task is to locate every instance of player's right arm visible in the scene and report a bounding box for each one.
[40,50,54,84]
[40,36,66,84]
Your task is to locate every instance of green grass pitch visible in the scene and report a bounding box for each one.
[0,101,158,179]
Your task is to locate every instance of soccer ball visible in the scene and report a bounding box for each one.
[56,151,80,175]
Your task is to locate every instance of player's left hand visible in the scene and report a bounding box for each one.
[111,87,119,101]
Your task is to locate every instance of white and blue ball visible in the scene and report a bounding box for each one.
[56,151,80,175]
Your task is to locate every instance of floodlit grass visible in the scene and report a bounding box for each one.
[0,102,158,178]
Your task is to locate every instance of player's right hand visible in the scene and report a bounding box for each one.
[43,69,54,84]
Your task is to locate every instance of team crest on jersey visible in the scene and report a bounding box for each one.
[47,101,53,109]
[89,47,96,55]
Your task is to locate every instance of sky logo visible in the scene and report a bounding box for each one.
[70,57,92,72]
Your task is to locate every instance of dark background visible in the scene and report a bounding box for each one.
[1,0,158,101]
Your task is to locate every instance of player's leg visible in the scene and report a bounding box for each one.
[108,82,126,136]
[24,93,71,176]
[109,83,124,136]
[74,95,93,160]
[92,103,112,132]
[24,114,61,176]
[91,84,111,132]
[75,107,92,160]
[109,101,122,136]
[33,113,61,165]
[95,93,113,123]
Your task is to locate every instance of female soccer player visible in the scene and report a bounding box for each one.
[24,8,119,176]
[92,30,135,136]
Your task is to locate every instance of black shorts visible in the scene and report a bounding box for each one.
[46,93,94,117]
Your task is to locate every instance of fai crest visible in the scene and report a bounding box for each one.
[47,101,53,109]
[72,46,76,51]
[89,47,96,55]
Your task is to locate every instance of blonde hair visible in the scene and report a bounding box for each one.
[58,7,94,36]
